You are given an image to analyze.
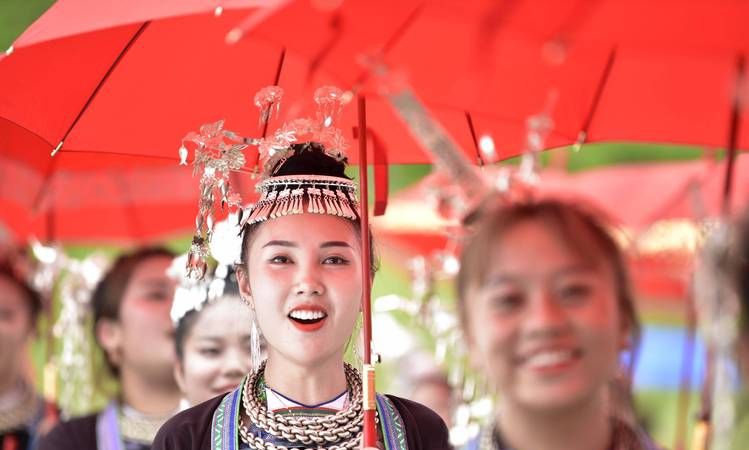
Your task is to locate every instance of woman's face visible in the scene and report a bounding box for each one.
[239,213,363,368]
[0,275,34,381]
[464,220,626,413]
[116,256,177,384]
[176,297,253,406]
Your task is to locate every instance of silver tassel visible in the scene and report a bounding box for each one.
[307,187,322,213]
[337,190,354,219]
[250,313,262,372]
[291,188,304,214]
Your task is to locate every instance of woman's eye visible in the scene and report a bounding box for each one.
[322,256,349,265]
[144,290,170,301]
[198,348,221,357]
[491,293,524,312]
[269,255,291,264]
[558,283,592,303]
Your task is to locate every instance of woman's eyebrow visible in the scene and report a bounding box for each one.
[553,264,597,277]
[320,241,352,249]
[486,274,518,286]
[262,240,296,248]
[194,336,223,343]
[141,279,171,288]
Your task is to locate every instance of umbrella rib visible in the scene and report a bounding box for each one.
[464,111,484,166]
[54,149,178,161]
[351,3,426,89]
[54,21,151,154]
[577,46,617,145]
[721,54,745,216]
[33,22,152,226]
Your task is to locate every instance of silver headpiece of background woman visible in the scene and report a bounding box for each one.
[179,85,356,280]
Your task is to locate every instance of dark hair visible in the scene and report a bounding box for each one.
[239,142,378,276]
[92,246,176,376]
[0,264,43,328]
[734,210,749,335]
[456,199,641,353]
[174,267,241,360]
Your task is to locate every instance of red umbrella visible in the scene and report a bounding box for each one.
[374,155,749,299]
[3,0,749,243]
[0,0,487,242]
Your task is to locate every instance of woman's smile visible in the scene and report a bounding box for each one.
[287,303,329,332]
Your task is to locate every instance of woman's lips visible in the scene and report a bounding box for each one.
[517,348,583,374]
[288,306,328,332]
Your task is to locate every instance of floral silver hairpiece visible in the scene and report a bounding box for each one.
[168,258,237,326]
[179,85,353,279]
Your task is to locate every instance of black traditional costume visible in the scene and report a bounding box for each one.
[153,370,450,450]
[39,402,173,450]
[0,381,57,450]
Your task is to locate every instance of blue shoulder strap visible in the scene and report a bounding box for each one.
[375,394,408,450]
[210,384,242,450]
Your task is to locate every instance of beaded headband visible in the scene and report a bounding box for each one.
[179,86,356,279]
[239,174,359,227]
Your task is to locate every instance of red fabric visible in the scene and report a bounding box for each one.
[374,156,749,299]
[1,0,748,242]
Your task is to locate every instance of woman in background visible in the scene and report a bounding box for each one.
[40,247,180,450]
[457,199,658,450]
[0,262,56,450]
[171,266,257,407]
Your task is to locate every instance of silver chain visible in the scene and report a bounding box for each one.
[239,362,364,450]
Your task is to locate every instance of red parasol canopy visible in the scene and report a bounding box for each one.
[374,155,749,300]
[2,0,747,243]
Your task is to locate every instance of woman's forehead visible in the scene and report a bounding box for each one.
[492,216,609,261]
[252,213,358,246]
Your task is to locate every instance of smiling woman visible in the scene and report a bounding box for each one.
[172,265,260,408]
[39,247,181,450]
[457,200,660,450]
[153,110,450,449]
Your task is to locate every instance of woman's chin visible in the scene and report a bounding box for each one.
[514,381,595,413]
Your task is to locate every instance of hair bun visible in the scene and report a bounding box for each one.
[271,142,350,180]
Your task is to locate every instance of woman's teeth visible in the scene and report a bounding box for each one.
[524,350,576,369]
[289,310,327,321]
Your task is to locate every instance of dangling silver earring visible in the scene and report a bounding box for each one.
[352,314,363,371]
[249,310,263,372]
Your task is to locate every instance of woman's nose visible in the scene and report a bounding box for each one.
[293,263,325,296]
[524,289,568,335]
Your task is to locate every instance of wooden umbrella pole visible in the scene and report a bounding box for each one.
[357,95,377,447]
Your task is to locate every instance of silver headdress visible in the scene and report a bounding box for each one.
[180,85,357,280]
[169,215,243,325]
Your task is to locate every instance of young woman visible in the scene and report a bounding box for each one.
[730,210,749,449]
[456,200,658,450]
[172,266,257,407]
[0,263,56,450]
[153,141,451,449]
[40,247,180,450]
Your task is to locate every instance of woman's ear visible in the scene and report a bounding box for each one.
[236,266,252,302]
[174,359,186,395]
[619,314,633,352]
[96,318,123,367]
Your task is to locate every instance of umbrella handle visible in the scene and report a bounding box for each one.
[358,96,377,447]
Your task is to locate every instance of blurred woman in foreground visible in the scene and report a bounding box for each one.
[457,199,659,450]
